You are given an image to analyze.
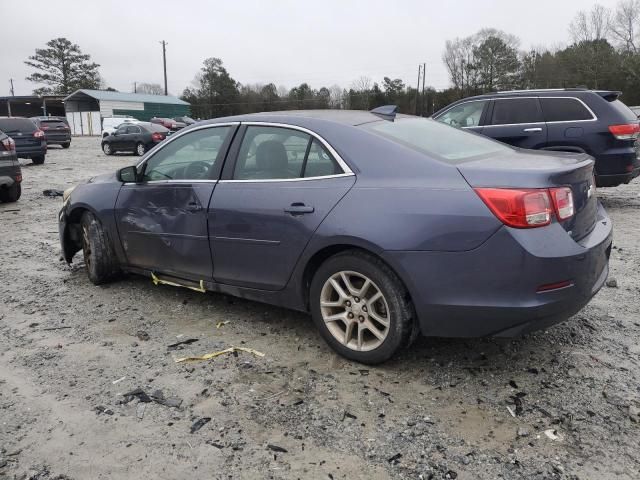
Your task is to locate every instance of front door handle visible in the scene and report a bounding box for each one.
[284,203,315,215]
[523,127,543,133]
[186,202,202,212]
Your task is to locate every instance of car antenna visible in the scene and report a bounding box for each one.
[370,105,398,121]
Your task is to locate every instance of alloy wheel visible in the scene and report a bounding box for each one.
[136,143,145,155]
[102,143,111,155]
[320,270,390,351]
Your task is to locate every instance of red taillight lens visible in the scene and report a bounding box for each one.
[33,130,45,138]
[549,187,575,220]
[1,137,15,152]
[608,123,640,140]
[151,132,164,142]
[15,174,22,183]
[474,188,552,228]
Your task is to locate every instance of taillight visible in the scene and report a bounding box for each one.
[15,174,22,183]
[151,132,164,142]
[608,123,640,140]
[33,130,45,138]
[1,136,15,152]
[474,188,552,228]
[475,187,576,228]
[549,187,575,220]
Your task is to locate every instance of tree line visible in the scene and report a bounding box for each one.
[22,0,640,117]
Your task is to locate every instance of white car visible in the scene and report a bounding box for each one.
[101,117,140,138]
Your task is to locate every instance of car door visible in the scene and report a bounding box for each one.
[111,125,130,150]
[114,124,237,281]
[483,97,547,149]
[433,99,490,134]
[126,125,142,148]
[209,124,356,291]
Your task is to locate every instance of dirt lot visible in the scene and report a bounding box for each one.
[0,136,639,480]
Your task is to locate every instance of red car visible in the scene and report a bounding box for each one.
[150,117,186,131]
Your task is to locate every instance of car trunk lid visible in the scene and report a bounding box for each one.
[458,149,597,241]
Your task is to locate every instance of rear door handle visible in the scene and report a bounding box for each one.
[523,127,543,133]
[284,203,315,215]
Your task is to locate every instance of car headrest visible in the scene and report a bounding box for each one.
[256,140,288,172]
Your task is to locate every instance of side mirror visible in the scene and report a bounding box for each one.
[117,165,139,183]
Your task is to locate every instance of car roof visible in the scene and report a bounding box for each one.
[202,110,395,128]
[450,88,620,102]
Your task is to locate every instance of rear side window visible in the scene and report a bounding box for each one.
[490,98,542,125]
[540,98,594,122]
[303,139,340,177]
[364,118,510,163]
[0,118,37,133]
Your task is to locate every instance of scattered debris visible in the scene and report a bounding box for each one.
[190,417,211,433]
[150,390,183,408]
[175,346,265,363]
[167,338,199,350]
[387,453,402,464]
[41,326,72,331]
[112,376,127,385]
[267,444,288,453]
[136,403,146,420]
[42,189,64,197]
[445,471,458,479]
[342,411,357,421]
[136,330,150,341]
[216,321,230,329]
[606,278,618,288]
[629,404,640,423]
[123,387,152,403]
[544,429,562,441]
[506,406,516,418]
[517,427,530,437]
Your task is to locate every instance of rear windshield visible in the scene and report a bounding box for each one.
[0,118,37,133]
[609,100,638,122]
[40,120,67,128]
[142,123,169,133]
[363,117,510,163]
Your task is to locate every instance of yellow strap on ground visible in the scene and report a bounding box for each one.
[174,346,265,363]
[151,272,206,293]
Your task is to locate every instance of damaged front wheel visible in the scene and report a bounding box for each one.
[81,211,120,285]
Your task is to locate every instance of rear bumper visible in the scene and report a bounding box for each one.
[596,167,640,187]
[383,202,613,337]
[16,144,47,158]
[594,149,640,186]
[45,134,71,144]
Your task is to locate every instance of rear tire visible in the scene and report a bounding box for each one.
[0,183,21,203]
[62,142,71,149]
[32,156,45,165]
[310,250,415,364]
[102,143,113,155]
[135,142,145,156]
[80,211,120,285]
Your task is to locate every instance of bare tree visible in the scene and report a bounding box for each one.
[351,76,372,92]
[328,84,343,108]
[570,4,611,43]
[135,82,164,95]
[610,0,640,52]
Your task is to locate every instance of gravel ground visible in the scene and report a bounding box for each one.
[0,136,639,480]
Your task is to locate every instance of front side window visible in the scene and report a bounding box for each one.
[143,126,231,181]
[364,117,511,163]
[115,125,128,135]
[436,100,488,128]
[490,98,542,125]
[126,125,141,134]
[540,98,594,122]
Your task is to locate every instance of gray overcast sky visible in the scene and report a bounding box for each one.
[2,0,620,97]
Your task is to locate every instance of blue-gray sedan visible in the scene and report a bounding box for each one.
[59,109,612,364]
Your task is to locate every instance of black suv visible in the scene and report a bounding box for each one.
[31,116,71,148]
[0,117,47,165]
[0,129,22,202]
[433,89,640,187]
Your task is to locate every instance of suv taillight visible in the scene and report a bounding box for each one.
[1,136,15,152]
[33,129,45,138]
[151,132,164,142]
[608,123,640,140]
[474,187,574,228]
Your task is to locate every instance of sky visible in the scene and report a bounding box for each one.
[1,0,621,97]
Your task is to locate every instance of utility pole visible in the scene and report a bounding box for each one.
[133,81,137,93]
[160,40,168,96]
[421,63,426,117]
[9,78,15,96]
[414,64,422,116]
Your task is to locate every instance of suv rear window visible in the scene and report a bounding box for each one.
[0,118,37,133]
[608,99,638,122]
[364,118,510,163]
[489,98,542,125]
[540,98,594,122]
[40,120,67,128]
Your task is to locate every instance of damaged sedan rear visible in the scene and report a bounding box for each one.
[59,109,612,364]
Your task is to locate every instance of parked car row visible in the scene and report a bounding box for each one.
[432,88,640,187]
